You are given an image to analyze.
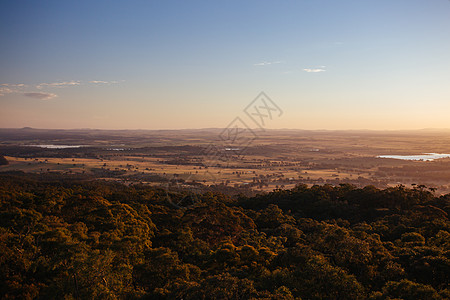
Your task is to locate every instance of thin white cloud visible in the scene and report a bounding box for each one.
[0,84,26,96]
[88,80,123,84]
[23,92,57,100]
[1,83,25,87]
[37,81,80,89]
[254,61,283,66]
[0,87,13,96]
[0,79,121,97]
[303,66,326,73]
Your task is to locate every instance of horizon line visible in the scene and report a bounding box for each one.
[1,127,450,132]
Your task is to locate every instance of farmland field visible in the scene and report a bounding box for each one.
[2,128,450,195]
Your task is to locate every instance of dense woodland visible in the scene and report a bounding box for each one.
[0,173,449,299]
[0,155,8,166]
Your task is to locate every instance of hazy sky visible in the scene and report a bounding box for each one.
[1,0,449,130]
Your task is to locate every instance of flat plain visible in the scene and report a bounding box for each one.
[1,128,450,194]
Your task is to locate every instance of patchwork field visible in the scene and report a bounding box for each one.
[1,128,450,194]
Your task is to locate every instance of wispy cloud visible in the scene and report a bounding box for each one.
[303,66,326,73]
[254,61,283,66]
[36,80,122,88]
[89,80,121,84]
[1,83,25,87]
[0,87,13,96]
[37,81,81,89]
[1,79,122,98]
[23,92,58,100]
[0,84,26,96]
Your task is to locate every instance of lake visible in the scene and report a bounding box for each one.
[32,144,84,149]
[377,153,450,161]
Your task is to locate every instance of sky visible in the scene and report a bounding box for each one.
[1,0,449,130]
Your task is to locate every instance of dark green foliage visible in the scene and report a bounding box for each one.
[0,155,8,165]
[0,174,448,299]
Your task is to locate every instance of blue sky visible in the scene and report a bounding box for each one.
[1,0,449,129]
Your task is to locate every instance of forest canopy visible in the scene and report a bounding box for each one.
[0,155,8,166]
[0,173,449,299]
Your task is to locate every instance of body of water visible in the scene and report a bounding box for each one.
[377,153,450,161]
[31,144,84,149]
